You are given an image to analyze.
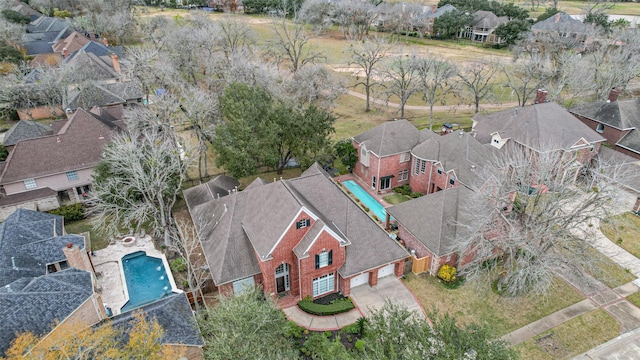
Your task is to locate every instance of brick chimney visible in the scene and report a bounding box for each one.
[62,47,68,58]
[554,12,561,23]
[62,243,93,273]
[607,87,621,102]
[110,54,121,75]
[534,89,548,104]
[102,37,108,46]
[432,4,437,13]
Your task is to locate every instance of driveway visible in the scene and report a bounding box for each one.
[350,276,424,318]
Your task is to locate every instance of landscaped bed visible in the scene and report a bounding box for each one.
[298,293,355,316]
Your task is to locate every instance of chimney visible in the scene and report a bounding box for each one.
[62,243,93,273]
[110,54,121,75]
[607,87,621,102]
[102,37,108,46]
[62,47,68,58]
[554,12,561,23]
[431,4,437,13]
[534,89,548,104]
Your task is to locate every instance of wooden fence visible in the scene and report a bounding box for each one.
[411,255,430,275]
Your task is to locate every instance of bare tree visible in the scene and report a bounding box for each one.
[91,127,190,247]
[172,219,212,311]
[413,56,457,131]
[456,144,633,296]
[328,0,377,41]
[267,18,325,73]
[282,63,342,109]
[0,16,25,46]
[501,53,553,106]
[457,60,499,114]
[347,37,393,112]
[381,52,419,119]
[215,15,255,60]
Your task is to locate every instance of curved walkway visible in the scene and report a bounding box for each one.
[282,276,424,331]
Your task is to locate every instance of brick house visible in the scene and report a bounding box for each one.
[569,89,640,160]
[185,164,408,301]
[0,209,204,358]
[0,106,124,219]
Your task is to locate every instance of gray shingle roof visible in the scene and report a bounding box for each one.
[595,147,640,193]
[0,188,57,207]
[569,98,640,130]
[0,268,93,356]
[412,131,496,190]
[387,186,476,257]
[183,175,240,209]
[532,12,591,34]
[473,10,508,29]
[107,293,204,347]
[0,108,120,185]
[0,209,85,288]
[353,119,423,157]
[472,102,605,151]
[188,164,408,285]
[3,120,52,146]
[64,81,143,110]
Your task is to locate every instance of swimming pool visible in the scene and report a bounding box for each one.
[120,251,174,312]
[342,180,393,221]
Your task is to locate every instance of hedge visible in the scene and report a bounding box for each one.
[48,203,85,221]
[297,298,354,316]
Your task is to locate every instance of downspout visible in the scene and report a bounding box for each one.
[427,161,434,194]
[298,257,302,299]
[376,154,381,192]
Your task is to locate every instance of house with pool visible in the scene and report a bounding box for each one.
[185,163,408,302]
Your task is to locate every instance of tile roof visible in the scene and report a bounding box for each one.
[472,102,605,152]
[3,120,52,146]
[107,293,204,347]
[353,119,429,157]
[188,164,408,285]
[0,268,94,356]
[411,131,496,190]
[569,98,640,130]
[0,108,120,185]
[387,186,477,257]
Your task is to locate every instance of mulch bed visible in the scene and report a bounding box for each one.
[313,292,348,305]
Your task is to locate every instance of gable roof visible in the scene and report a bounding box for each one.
[10,1,42,20]
[3,120,52,146]
[569,98,640,131]
[64,81,143,110]
[183,175,240,209]
[52,31,90,54]
[387,186,476,257]
[532,12,591,34]
[21,27,70,55]
[27,16,70,33]
[0,268,94,356]
[188,164,408,284]
[473,10,508,29]
[353,119,432,157]
[107,293,204,347]
[0,108,121,185]
[412,131,496,190]
[472,102,605,152]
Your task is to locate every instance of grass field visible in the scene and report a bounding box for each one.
[64,217,109,251]
[601,212,640,258]
[586,245,637,289]
[403,273,584,336]
[514,309,619,359]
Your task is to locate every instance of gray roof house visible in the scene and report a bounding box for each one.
[186,163,408,300]
[2,120,52,148]
[352,119,436,157]
[532,12,591,36]
[64,81,143,111]
[183,174,240,209]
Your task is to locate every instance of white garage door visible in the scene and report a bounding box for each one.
[232,276,255,296]
[350,272,369,288]
[378,263,395,279]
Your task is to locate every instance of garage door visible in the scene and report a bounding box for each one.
[378,263,395,279]
[232,276,255,296]
[350,272,369,288]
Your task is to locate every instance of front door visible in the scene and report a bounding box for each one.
[276,277,285,293]
[275,263,290,294]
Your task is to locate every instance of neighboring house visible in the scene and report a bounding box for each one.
[387,186,478,276]
[569,90,640,160]
[64,81,143,111]
[9,0,42,21]
[2,120,52,151]
[472,98,606,181]
[460,10,508,44]
[29,31,91,68]
[0,107,124,219]
[0,209,204,358]
[185,164,408,301]
[532,12,592,40]
[183,174,240,209]
[352,119,495,195]
[374,3,456,36]
[21,16,71,56]
[63,41,125,83]
[414,4,456,36]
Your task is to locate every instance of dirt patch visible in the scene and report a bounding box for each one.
[534,332,570,359]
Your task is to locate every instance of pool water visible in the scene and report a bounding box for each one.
[120,251,173,312]
[342,180,393,221]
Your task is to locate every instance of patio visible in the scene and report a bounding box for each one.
[91,235,164,316]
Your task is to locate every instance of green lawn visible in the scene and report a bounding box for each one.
[627,292,640,308]
[514,309,619,360]
[383,193,411,205]
[586,245,636,289]
[64,217,109,251]
[403,273,584,336]
[601,212,640,258]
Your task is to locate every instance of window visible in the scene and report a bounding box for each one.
[372,176,376,189]
[296,219,311,229]
[24,178,37,189]
[313,273,335,297]
[437,167,443,175]
[400,152,410,162]
[596,123,604,133]
[414,159,420,175]
[315,250,333,269]
[398,170,408,181]
[420,160,426,173]
[450,175,456,185]
[66,171,79,181]
[493,139,500,144]
[380,176,392,190]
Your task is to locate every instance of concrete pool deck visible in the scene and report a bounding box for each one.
[92,235,164,316]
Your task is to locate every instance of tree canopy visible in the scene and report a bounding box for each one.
[212,82,335,177]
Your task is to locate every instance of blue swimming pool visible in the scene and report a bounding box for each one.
[120,251,173,312]
[343,180,393,221]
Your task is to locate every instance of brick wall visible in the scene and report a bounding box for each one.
[353,141,411,193]
[573,114,628,146]
[17,106,65,120]
[409,159,461,195]
[298,230,346,299]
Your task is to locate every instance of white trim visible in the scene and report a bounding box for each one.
[266,207,319,258]
[302,226,348,256]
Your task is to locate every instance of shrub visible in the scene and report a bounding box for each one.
[324,331,331,338]
[53,9,72,18]
[48,203,85,221]
[393,185,411,196]
[284,320,304,339]
[362,206,369,212]
[170,257,187,273]
[298,297,354,316]
[409,192,423,198]
[354,339,365,351]
[437,264,457,283]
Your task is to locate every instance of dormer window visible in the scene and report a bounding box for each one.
[315,250,333,269]
[450,175,455,185]
[437,168,443,175]
[596,123,604,133]
[296,219,310,229]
